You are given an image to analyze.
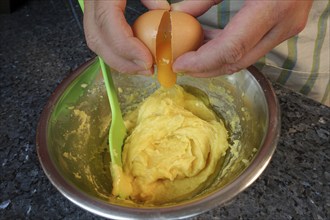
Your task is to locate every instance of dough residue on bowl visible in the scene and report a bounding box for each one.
[112,85,229,204]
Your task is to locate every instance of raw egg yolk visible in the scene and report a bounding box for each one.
[155,11,175,88]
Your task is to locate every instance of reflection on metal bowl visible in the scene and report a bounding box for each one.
[37,58,280,219]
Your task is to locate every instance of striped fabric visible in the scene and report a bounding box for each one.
[198,1,330,106]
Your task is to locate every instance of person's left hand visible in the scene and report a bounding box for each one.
[171,0,313,77]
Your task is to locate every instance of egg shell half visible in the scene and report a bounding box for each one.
[132,10,203,62]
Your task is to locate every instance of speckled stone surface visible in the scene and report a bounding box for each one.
[0,0,329,219]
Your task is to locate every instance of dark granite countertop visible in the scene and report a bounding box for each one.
[1,0,329,219]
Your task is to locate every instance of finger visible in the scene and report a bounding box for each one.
[96,39,154,75]
[203,28,223,43]
[173,2,277,75]
[141,0,170,10]
[186,26,283,78]
[228,21,295,72]
[171,0,222,17]
[178,59,231,77]
[84,1,153,74]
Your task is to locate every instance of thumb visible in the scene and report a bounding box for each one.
[141,0,170,10]
[171,0,223,17]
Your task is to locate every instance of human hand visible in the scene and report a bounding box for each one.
[83,0,170,75]
[171,0,313,77]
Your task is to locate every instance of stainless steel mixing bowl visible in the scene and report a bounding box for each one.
[37,58,280,219]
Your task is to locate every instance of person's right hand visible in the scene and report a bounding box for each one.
[83,0,170,75]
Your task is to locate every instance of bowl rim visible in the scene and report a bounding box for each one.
[36,58,281,219]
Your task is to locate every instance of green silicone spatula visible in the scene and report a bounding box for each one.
[78,1,127,189]
[98,59,127,168]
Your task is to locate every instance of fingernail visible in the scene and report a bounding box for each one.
[171,3,180,11]
[158,1,170,10]
[133,59,147,69]
[137,69,153,75]
[172,65,186,74]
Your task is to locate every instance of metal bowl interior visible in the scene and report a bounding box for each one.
[37,58,280,219]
